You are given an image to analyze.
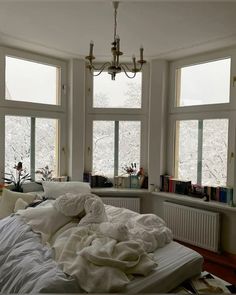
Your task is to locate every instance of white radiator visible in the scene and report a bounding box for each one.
[101,197,140,213]
[163,202,220,252]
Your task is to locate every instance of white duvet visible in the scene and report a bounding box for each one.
[17,194,173,293]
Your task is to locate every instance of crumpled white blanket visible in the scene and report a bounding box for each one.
[16,195,173,293]
[54,192,108,225]
[53,224,157,293]
[105,205,173,252]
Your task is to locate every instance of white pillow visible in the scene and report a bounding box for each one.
[17,203,72,243]
[42,181,91,199]
[0,189,35,219]
[14,198,28,212]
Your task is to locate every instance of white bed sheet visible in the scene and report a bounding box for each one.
[124,241,203,293]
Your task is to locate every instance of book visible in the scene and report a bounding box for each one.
[190,275,230,294]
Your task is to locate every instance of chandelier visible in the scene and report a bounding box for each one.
[85,1,146,80]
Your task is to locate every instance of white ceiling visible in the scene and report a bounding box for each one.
[0,1,236,61]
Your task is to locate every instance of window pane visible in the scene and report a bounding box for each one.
[5,116,31,174]
[118,121,141,175]
[93,72,142,108]
[202,119,228,186]
[6,56,59,105]
[92,121,114,177]
[177,58,231,106]
[175,120,198,183]
[35,118,58,179]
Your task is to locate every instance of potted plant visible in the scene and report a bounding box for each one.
[35,165,53,181]
[2,162,31,192]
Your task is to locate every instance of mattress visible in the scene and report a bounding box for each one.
[124,241,203,293]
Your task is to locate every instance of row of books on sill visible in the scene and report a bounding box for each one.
[160,174,234,206]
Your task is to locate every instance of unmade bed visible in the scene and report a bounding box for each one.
[0,191,203,293]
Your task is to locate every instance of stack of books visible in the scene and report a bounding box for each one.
[160,174,234,205]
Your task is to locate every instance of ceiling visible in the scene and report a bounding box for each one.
[0,1,236,62]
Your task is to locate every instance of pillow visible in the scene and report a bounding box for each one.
[17,203,72,243]
[0,189,35,219]
[42,181,91,199]
[14,198,28,212]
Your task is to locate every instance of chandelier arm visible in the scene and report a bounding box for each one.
[89,62,111,76]
[120,64,137,79]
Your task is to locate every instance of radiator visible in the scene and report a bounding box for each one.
[163,202,220,252]
[101,197,140,213]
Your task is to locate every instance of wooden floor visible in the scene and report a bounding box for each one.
[177,241,236,285]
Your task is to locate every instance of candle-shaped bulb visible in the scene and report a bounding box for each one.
[140,45,144,61]
[132,55,136,69]
[89,40,94,57]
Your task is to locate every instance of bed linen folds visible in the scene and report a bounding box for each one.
[0,216,81,294]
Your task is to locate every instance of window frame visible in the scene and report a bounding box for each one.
[0,46,67,112]
[0,47,68,179]
[168,48,236,191]
[85,64,149,178]
[169,48,236,114]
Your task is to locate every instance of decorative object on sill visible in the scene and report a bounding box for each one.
[122,163,138,188]
[90,175,113,188]
[85,1,146,80]
[2,162,31,193]
[35,165,53,181]
[0,183,6,193]
[52,176,69,182]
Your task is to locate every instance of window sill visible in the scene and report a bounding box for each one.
[91,188,149,196]
[152,192,236,212]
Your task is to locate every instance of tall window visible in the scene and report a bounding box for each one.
[0,49,67,181]
[87,70,146,179]
[171,56,232,188]
[5,116,58,178]
[5,56,60,105]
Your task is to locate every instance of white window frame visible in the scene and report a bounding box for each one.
[168,47,236,192]
[0,46,68,178]
[85,64,149,177]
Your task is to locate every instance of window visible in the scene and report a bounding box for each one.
[176,58,231,107]
[5,116,31,174]
[87,69,147,180]
[93,72,142,108]
[169,52,236,191]
[6,56,60,105]
[92,120,141,177]
[0,48,67,181]
[35,118,58,175]
[175,119,228,186]
[5,115,58,178]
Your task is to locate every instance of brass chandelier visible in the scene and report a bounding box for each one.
[85,1,146,80]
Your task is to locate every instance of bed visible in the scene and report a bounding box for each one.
[0,182,203,293]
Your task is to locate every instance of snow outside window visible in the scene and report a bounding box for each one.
[93,72,142,108]
[175,119,228,186]
[5,115,58,179]
[92,120,141,178]
[5,56,60,105]
[176,58,231,107]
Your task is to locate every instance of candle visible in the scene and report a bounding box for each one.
[89,40,94,57]
[140,45,144,61]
